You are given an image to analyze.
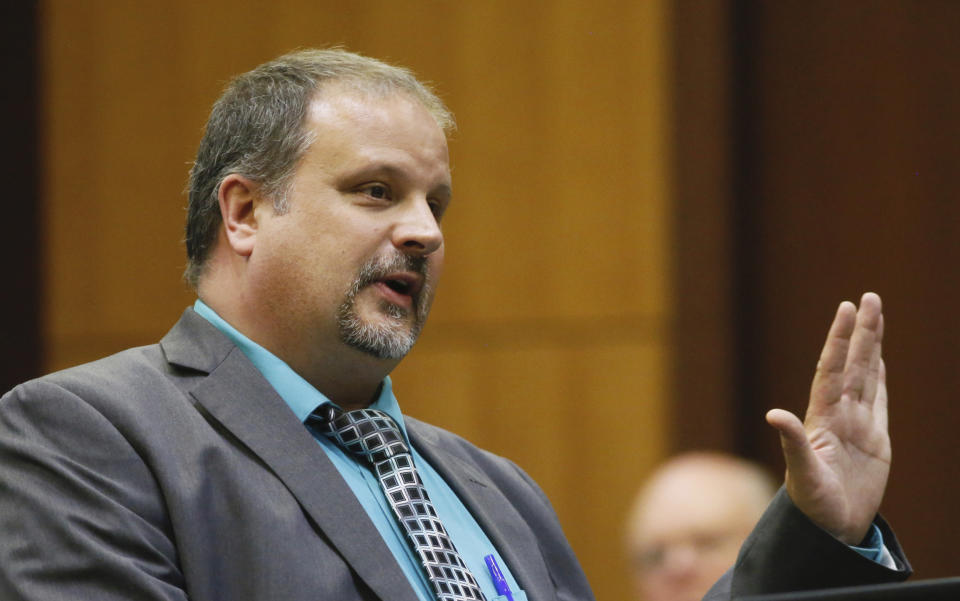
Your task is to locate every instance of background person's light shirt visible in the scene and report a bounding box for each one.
[194,300,524,601]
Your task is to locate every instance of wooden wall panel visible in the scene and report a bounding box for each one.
[40,2,675,599]
[670,0,739,452]
[41,2,202,366]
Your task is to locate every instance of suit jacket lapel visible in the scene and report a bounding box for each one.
[408,421,557,601]
[160,309,419,601]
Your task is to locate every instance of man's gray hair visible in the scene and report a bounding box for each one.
[184,48,455,287]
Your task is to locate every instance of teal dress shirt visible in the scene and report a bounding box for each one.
[194,300,525,600]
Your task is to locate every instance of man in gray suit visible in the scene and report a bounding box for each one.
[0,49,908,601]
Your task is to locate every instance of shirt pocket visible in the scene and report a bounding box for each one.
[492,592,528,601]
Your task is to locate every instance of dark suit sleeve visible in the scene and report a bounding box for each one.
[701,488,910,600]
[0,380,188,601]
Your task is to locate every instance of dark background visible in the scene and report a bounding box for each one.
[1,2,42,396]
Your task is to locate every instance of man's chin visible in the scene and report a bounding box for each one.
[364,304,417,330]
[338,313,422,360]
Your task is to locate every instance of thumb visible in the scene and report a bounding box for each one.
[766,408,816,475]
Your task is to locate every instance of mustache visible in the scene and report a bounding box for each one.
[354,253,429,291]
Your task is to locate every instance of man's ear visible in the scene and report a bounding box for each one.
[218,174,264,257]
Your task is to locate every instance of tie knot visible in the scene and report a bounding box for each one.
[309,407,410,464]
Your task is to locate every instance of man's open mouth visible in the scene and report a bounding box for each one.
[384,278,411,295]
[377,273,423,299]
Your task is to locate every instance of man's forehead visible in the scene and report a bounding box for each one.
[306,89,373,123]
[298,86,451,188]
[306,84,441,132]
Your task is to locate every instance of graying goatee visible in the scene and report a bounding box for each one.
[336,253,433,359]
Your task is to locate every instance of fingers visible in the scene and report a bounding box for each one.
[843,292,883,403]
[861,313,884,403]
[809,293,884,411]
[809,300,857,408]
[876,358,889,431]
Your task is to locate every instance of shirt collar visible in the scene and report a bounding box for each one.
[192,299,408,437]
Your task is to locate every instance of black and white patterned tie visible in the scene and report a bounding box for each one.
[308,406,486,601]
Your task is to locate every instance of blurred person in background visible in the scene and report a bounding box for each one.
[625,452,778,601]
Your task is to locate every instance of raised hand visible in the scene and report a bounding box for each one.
[765,292,890,545]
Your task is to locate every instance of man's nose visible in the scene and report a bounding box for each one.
[392,199,443,256]
[659,543,700,579]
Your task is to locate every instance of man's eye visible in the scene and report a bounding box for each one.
[364,184,390,200]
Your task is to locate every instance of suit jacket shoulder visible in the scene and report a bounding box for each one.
[0,310,409,601]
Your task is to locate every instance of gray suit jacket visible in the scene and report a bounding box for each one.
[0,309,592,601]
[0,309,909,600]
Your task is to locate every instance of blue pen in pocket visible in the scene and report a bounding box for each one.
[483,554,514,601]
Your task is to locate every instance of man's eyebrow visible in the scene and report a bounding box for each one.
[343,163,452,196]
